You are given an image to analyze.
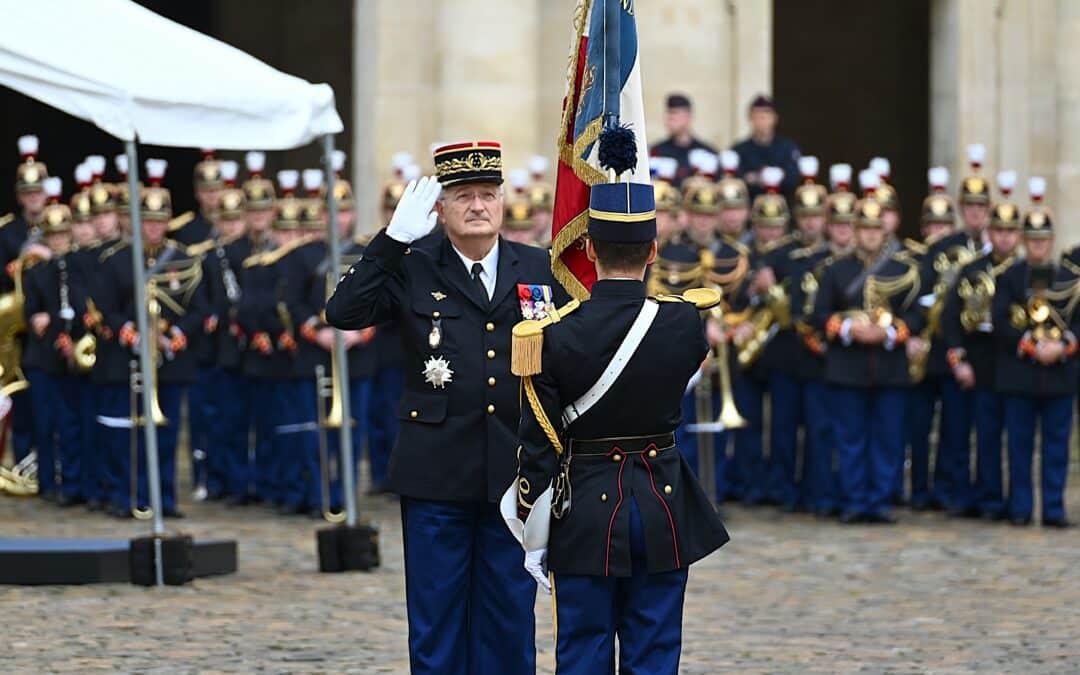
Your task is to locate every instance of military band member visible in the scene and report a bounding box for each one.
[113,154,137,237]
[650,93,718,187]
[502,168,538,246]
[22,178,78,503]
[729,167,793,506]
[4,135,49,465]
[503,178,729,674]
[326,141,568,673]
[909,161,988,514]
[870,157,902,237]
[168,148,221,246]
[195,163,249,502]
[940,171,1021,521]
[767,156,827,511]
[730,95,801,203]
[68,166,105,508]
[792,170,857,516]
[812,194,920,523]
[96,159,209,518]
[991,179,1077,528]
[526,155,554,247]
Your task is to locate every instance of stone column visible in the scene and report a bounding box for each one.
[1055,0,1080,244]
[435,0,540,176]
[353,0,379,231]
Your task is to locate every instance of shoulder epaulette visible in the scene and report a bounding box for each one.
[652,287,722,310]
[760,233,796,254]
[98,240,130,263]
[511,299,581,376]
[186,238,217,258]
[903,238,928,255]
[790,242,827,260]
[0,213,14,229]
[168,211,196,232]
[257,234,316,266]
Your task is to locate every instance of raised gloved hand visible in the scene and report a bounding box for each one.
[524,548,550,593]
[385,176,442,244]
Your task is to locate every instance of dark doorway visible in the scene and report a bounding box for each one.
[0,0,352,219]
[773,0,930,238]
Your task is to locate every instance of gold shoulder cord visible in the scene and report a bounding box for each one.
[523,376,564,457]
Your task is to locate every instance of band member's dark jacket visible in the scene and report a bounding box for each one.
[325,229,570,503]
[991,259,1080,397]
[213,235,252,372]
[741,234,799,382]
[95,241,209,385]
[0,214,37,293]
[811,247,921,389]
[167,210,214,247]
[911,231,984,379]
[284,236,331,381]
[22,257,75,376]
[514,280,729,577]
[777,242,833,381]
[940,252,1015,391]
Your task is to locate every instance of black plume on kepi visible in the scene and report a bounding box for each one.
[598,120,637,179]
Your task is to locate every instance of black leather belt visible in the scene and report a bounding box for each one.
[568,433,675,457]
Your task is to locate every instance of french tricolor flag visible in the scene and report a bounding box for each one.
[551,0,649,299]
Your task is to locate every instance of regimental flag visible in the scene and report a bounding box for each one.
[551,0,649,299]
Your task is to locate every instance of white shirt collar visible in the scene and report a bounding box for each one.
[452,239,500,300]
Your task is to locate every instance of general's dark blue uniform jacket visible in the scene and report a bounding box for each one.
[325,229,570,502]
[514,280,729,577]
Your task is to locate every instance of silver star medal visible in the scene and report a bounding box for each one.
[422,355,454,389]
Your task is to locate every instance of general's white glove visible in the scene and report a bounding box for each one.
[524,548,550,593]
[385,176,442,244]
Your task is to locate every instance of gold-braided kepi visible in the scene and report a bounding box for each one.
[433,141,503,187]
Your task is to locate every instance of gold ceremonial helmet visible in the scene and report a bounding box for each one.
[194,149,224,189]
[855,196,885,229]
[794,182,827,217]
[751,193,789,227]
[42,202,73,234]
[70,190,93,224]
[875,183,900,211]
[990,200,1022,229]
[15,135,48,193]
[827,190,857,224]
[1023,206,1054,238]
[653,178,681,213]
[681,176,721,215]
[920,193,956,226]
[217,188,247,220]
[503,196,535,231]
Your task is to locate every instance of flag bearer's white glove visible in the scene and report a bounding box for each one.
[524,548,550,593]
[385,176,441,244]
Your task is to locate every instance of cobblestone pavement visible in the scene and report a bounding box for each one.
[2,484,1079,673]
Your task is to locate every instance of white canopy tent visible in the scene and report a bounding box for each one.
[0,0,342,147]
[0,0,355,583]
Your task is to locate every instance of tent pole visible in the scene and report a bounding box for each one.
[321,133,357,527]
[126,139,166,587]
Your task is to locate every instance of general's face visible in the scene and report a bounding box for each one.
[436,182,503,240]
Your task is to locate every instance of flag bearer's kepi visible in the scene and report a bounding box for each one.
[432,141,503,187]
[588,182,656,243]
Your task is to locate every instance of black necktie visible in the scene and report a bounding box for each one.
[471,262,488,306]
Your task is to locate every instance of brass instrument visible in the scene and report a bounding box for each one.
[314,364,346,523]
[0,451,38,496]
[143,281,169,427]
[733,284,791,367]
[911,246,978,382]
[73,297,100,371]
[957,271,995,333]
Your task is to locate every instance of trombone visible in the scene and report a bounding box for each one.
[685,300,747,504]
[314,364,346,523]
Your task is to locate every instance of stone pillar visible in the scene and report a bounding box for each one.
[729,0,773,143]
[1055,0,1080,244]
[435,0,540,176]
[353,0,379,231]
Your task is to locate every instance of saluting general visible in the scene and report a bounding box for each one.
[325,141,569,674]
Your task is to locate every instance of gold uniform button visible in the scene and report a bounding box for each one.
[410,410,418,418]
[487,404,495,414]
[612,454,622,463]
[433,311,441,319]
[648,449,658,458]
[664,485,673,495]
[487,349,495,359]
[488,377,496,387]
[485,322,495,332]
[601,493,608,502]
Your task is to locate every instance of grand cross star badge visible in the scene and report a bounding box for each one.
[422,355,454,389]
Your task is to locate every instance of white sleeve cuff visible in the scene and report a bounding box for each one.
[839,318,853,347]
[884,325,898,351]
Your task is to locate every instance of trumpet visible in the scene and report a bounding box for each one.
[733,284,791,368]
[314,364,346,523]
